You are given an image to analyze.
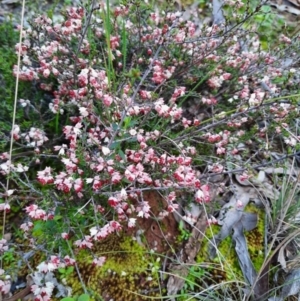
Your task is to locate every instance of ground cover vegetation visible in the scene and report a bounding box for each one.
[0,0,300,300]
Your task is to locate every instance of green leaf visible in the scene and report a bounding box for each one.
[78,294,90,301]
[47,9,53,20]
[260,5,272,13]
[60,298,75,301]
[118,149,126,161]
[66,266,74,275]
[123,116,132,129]
[54,215,62,221]
[112,123,119,131]
[179,220,184,230]
[110,141,121,150]
[32,221,44,237]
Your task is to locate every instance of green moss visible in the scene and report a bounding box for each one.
[195,203,265,285]
[99,233,149,275]
[195,224,241,284]
[66,232,162,300]
[245,203,265,271]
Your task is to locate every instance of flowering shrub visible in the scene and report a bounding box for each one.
[1,0,300,299]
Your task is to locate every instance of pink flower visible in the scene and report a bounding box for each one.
[216,147,226,155]
[95,205,105,213]
[109,221,122,231]
[31,282,54,301]
[0,239,8,253]
[108,196,120,208]
[182,117,192,128]
[64,255,76,266]
[0,153,9,160]
[42,68,50,78]
[90,226,108,240]
[110,36,120,49]
[74,236,93,249]
[37,167,54,185]
[25,205,47,220]
[103,94,113,106]
[0,203,10,213]
[136,201,150,218]
[167,203,179,212]
[238,173,249,182]
[61,232,69,240]
[0,278,11,294]
[12,125,20,140]
[139,90,152,100]
[209,164,224,173]
[207,216,218,225]
[125,165,137,182]
[86,176,104,191]
[207,76,223,89]
[182,214,197,225]
[92,256,106,267]
[74,178,83,193]
[221,73,231,80]
[111,171,122,184]
[37,260,58,273]
[20,222,33,232]
[195,185,210,203]
[78,69,88,86]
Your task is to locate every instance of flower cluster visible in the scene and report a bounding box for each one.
[7,1,297,235]
[2,2,299,295]
[28,256,76,301]
[0,239,8,254]
[0,270,11,295]
[37,255,75,273]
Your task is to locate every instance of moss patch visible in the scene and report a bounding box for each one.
[195,203,265,285]
[66,232,163,300]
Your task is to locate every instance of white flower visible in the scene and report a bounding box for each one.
[15,164,29,172]
[86,178,93,184]
[195,189,204,202]
[73,123,82,136]
[44,281,55,295]
[102,146,110,155]
[120,188,127,200]
[19,99,30,107]
[79,107,89,117]
[6,189,15,196]
[128,218,136,228]
[285,137,297,147]
[90,227,98,236]
[129,129,137,136]
[37,261,56,273]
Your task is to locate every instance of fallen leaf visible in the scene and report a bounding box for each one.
[275,268,300,300]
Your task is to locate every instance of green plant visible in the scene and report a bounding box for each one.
[1,0,300,300]
[58,266,74,280]
[178,220,192,241]
[61,293,91,301]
